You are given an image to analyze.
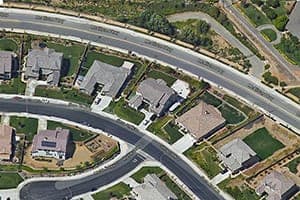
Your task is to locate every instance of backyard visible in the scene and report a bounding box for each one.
[184,143,222,178]
[243,127,285,160]
[10,116,38,142]
[285,156,300,174]
[0,173,23,189]
[0,38,18,52]
[147,69,177,86]
[46,42,85,77]
[47,121,95,142]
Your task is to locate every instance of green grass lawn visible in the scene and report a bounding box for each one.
[147,69,177,86]
[223,95,254,117]
[0,173,23,189]
[35,86,94,106]
[261,29,277,42]
[84,51,125,70]
[218,177,259,200]
[0,78,26,94]
[46,42,85,76]
[47,121,95,142]
[161,174,192,200]
[104,98,145,125]
[184,144,222,178]
[131,166,164,183]
[285,157,300,174]
[288,87,300,99]
[10,116,38,142]
[163,123,184,144]
[0,38,18,52]
[243,127,284,160]
[237,3,270,27]
[147,116,181,144]
[219,104,246,125]
[92,182,131,200]
[200,91,222,107]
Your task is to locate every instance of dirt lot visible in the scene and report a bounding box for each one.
[23,143,93,170]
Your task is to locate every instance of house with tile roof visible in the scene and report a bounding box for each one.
[175,101,226,140]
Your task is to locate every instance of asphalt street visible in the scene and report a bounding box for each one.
[0,8,299,133]
[0,99,223,200]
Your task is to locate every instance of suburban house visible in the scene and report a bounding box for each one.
[256,171,299,200]
[129,78,177,116]
[0,125,15,161]
[31,128,70,160]
[80,60,134,97]
[218,138,259,173]
[25,47,63,86]
[132,174,177,200]
[175,101,226,140]
[0,51,13,80]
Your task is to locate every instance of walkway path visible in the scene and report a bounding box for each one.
[257,24,282,45]
[167,11,265,77]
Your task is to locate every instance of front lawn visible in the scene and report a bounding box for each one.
[218,176,259,200]
[92,182,131,200]
[131,166,164,183]
[261,29,277,42]
[285,157,300,174]
[147,116,182,144]
[10,116,38,142]
[0,78,26,94]
[46,42,85,77]
[184,144,222,178]
[147,69,177,86]
[47,121,95,142]
[0,173,23,189]
[243,127,284,160]
[35,86,94,106]
[163,123,184,144]
[0,38,18,52]
[104,98,145,125]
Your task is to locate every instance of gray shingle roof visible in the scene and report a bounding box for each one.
[80,60,133,97]
[0,51,13,77]
[133,174,177,200]
[219,138,256,172]
[256,171,296,200]
[137,78,176,115]
[26,48,63,85]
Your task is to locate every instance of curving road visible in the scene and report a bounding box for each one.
[0,8,298,132]
[0,98,222,200]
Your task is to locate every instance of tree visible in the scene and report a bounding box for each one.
[196,20,210,35]
[251,0,263,6]
[273,15,289,31]
[262,5,277,20]
[266,0,280,8]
